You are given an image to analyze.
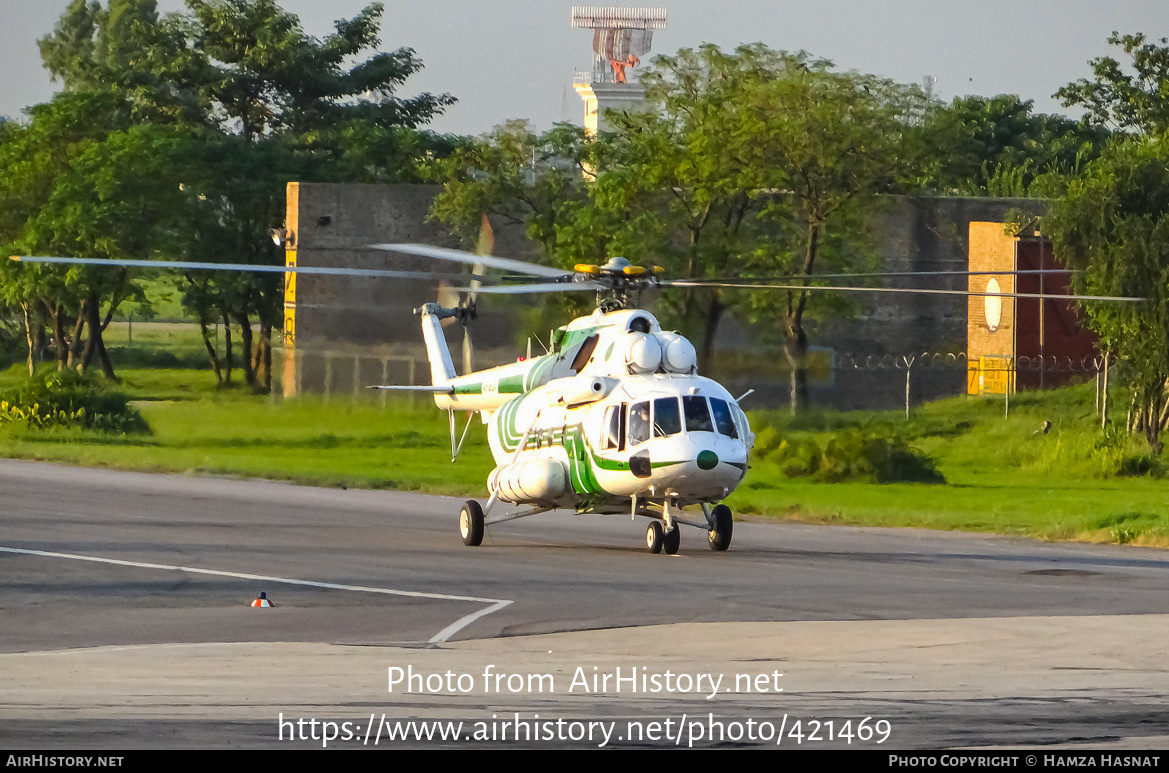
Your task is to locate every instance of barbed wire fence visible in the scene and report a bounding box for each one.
[833,352,1114,420]
[268,344,1116,423]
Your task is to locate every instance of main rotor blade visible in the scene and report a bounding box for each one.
[368,243,569,279]
[663,279,1146,303]
[11,255,477,281]
[692,269,1080,282]
[470,281,605,295]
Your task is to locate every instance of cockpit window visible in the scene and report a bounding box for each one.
[629,401,651,446]
[653,397,681,437]
[731,403,750,440]
[710,398,739,439]
[683,395,713,432]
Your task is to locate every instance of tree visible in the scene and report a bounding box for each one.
[429,53,772,365]
[578,45,788,372]
[1057,32,1169,136]
[591,45,921,408]
[427,121,606,334]
[39,0,202,126]
[178,0,454,141]
[430,44,923,411]
[0,93,205,379]
[29,0,455,389]
[1045,135,1169,447]
[429,121,595,257]
[921,94,1109,194]
[177,0,455,389]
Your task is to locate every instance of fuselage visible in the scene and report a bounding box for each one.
[486,373,750,510]
[419,306,754,511]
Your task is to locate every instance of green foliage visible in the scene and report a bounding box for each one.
[920,94,1109,194]
[759,422,944,484]
[1084,423,1166,478]
[751,425,782,457]
[14,0,456,389]
[1083,511,1166,545]
[1057,32,1169,135]
[427,121,602,324]
[0,368,149,433]
[1046,134,1169,446]
[0,93,203,378]
[724,47,924,408]
[429,45,926,403]
[428,121,594,257]
[38,1,454,139]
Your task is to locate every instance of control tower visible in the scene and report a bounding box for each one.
[571,6,666,135]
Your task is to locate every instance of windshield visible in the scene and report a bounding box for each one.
[653,397,681,438]
[683,395,713,432]
[710,398,739,439]
[626,395,740,445]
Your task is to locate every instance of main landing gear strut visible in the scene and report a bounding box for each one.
[459,498,554,547]
[642,501,734,555]
[457,498,733,554]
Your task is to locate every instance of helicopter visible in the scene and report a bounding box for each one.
[10,245,749,554]
[366,244,750,555]
[11,242,1143,555]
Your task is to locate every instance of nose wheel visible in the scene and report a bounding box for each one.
[646,521,663,553]
[663,523,680,554]
[708,504,733,551]
[645,520,681,554]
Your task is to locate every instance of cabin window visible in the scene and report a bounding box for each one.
[629,401,651,446]
[710,398,739,439]
[683,395,713,432]
[653,397,681,438]
[602,405,626,451]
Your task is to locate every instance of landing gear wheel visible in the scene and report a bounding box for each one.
[646,521,664,554]
[663,523,681,555]
[708,504,733,551]
[460,500,484,546]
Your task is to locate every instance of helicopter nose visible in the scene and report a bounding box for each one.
[696,450,718,470]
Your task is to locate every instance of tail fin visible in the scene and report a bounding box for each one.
[416,303,458,388]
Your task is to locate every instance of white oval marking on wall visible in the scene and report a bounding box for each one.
[984,278,1002,333]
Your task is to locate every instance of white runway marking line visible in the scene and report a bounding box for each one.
[0,545,512,644]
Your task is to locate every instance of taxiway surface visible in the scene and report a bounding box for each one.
[2,460,1167,748]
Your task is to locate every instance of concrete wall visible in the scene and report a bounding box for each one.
[283,183,1049,409]
[804,197,1044,409]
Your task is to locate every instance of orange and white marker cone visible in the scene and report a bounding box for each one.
[251,592,273,608]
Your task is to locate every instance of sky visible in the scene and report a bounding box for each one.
[2,0,1166,135]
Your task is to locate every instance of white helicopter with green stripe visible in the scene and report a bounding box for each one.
[371,244,752,555]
